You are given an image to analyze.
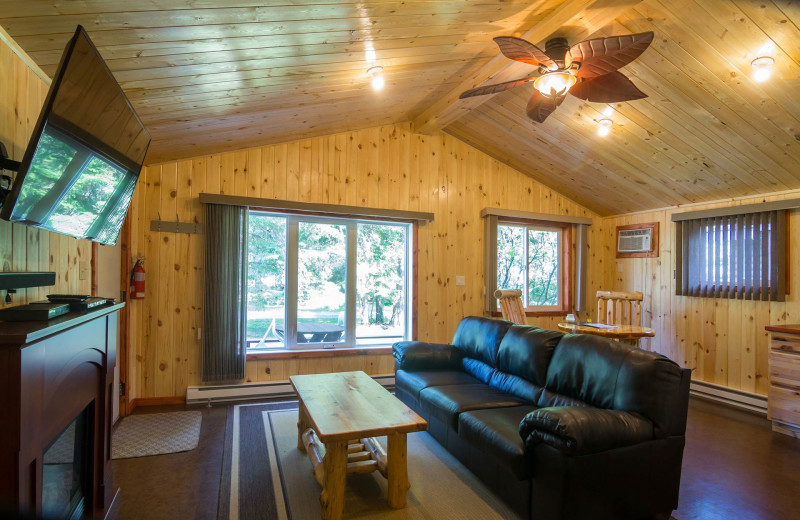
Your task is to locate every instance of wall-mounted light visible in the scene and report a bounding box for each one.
[751,56,774,83]
[597,119,613,137]
[367,66,384,90]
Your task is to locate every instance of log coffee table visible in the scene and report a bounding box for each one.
[290,371,427,520]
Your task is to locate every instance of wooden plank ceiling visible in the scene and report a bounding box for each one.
[2,0,800,215]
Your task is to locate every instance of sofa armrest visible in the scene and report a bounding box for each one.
[519,406,653,456]
[392,341,462,371]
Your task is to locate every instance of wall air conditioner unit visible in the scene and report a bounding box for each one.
[615,222,659,258]
[618,228,652,252]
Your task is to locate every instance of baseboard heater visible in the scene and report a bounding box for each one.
[689,380,767,416]
[186,374,396,405]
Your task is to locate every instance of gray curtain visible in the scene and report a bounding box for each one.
[203,203,248,382]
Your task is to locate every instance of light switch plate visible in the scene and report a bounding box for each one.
[617,262,623,273]
[455,275,465,286]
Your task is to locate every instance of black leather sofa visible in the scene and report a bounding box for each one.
[393,317,690,520]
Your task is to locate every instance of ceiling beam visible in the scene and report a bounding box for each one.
[411,0,644,134]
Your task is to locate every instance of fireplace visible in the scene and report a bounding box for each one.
[0,304,123,519]
[42,406,92,520]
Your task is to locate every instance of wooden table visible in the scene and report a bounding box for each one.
[276,322,345,343]
[557,323,655,346]
[290,371,427,520]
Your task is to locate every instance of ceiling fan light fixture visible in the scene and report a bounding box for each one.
[751,56,774,83]
[533,71,577,96]
[597,119,613,137]
[367,66,384,90]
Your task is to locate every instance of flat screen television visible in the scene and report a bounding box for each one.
[0,25,150,245]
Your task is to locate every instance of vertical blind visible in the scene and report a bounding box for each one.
[675,210,785,301]
[203,203,249,382]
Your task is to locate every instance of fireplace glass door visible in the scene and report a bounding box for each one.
[42,406,92,520]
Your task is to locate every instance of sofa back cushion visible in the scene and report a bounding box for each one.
[451,317,513,368]
[496,325,563,386]
[545,333,686,437]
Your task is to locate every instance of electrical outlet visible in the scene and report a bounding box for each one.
[456,275,465,286]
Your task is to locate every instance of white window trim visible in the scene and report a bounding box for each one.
[248,210,413,350]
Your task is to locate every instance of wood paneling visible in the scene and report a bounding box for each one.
[126,123,603,399]
[602,189,800,396]
[0,34,91,309]
[0,0,573,164]
[445,0,800,215]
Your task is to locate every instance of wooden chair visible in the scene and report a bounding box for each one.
[596,291,643,326]
[494,289,526,325]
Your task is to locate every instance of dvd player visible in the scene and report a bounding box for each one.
[0,302,70,321]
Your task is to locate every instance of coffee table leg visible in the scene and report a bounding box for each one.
[386,433,409,508]
[320,440,347,520]
[297,400,310,452]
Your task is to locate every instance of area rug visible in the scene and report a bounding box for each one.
[219,402,523,520]
[112,411,202,459]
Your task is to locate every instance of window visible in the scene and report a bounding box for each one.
[675,210,786,301]
[488,216,573,314]
[246,212,412,350]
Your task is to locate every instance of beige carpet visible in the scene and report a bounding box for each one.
[112,411,202,459]
[222,404,679,520]
[230,407,521,519]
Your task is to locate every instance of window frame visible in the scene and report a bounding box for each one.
[246,209,414,351]
[490,217,573,317]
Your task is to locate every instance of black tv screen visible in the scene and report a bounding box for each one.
[0,25,150,245]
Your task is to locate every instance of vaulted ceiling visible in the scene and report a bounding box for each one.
[1,0,800,216]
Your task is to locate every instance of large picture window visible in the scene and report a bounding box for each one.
[246,212,412,350]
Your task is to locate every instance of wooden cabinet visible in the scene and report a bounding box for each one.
[765,325,800,438]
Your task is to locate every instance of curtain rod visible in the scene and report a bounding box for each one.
[199,193,434,222]
[671,198,800,221]
[480,207,593,225]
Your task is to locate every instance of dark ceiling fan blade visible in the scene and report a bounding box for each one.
[494,36,558,70]
[567,31,654,78]
[526,90,567,123]
[459,75,538,99]
[568,71,647,103]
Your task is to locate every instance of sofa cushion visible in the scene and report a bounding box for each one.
[545,333,686,438]
[451,316,514,368]
[419,383,529,430]
[395,369,479,400]
[459,405,538,480]
[496,325,563,386]
[545,333,627,410]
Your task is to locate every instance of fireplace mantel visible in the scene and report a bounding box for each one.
[0,303,124,519]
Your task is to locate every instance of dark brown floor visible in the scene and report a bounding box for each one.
[111,398,800,520]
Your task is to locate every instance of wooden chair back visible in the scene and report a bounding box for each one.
[596,291,643,326]
[494,289,526,325]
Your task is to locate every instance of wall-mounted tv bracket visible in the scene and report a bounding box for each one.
[0,141,22,209]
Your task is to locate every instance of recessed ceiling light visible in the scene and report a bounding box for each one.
[597,119,613,137]
[367,66,384,90]
[751,56,774,83]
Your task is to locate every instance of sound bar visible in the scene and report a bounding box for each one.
[0,272,56,290]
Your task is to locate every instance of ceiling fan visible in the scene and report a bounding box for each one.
[460,32,654,123]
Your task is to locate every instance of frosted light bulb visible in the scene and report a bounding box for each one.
[371,75,385,90]
[533,71,577,96]
[751,56,774,83]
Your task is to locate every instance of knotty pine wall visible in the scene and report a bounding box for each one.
[602,191,800,397]
[0,34,92,309]
[127,123,605,399]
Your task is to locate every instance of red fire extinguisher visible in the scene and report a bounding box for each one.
[130,259,145,300]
